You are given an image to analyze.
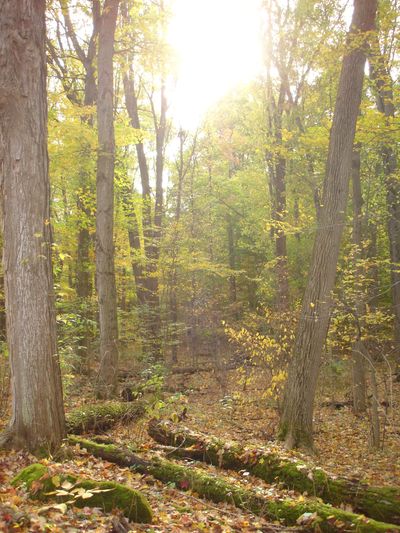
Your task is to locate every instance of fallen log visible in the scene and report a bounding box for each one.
[68,436,400,532]
[12,463,152,523]
[169,363,238,375]
[66,401,145,434]
[148,420,400,525]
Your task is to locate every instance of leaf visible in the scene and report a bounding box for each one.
[51,475,61,487]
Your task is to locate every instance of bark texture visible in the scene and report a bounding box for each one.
[0,0,65,452]
[279,0,377,450]
[95,0,120,398]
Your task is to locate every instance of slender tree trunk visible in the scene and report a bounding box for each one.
[369,46,400,371]
[278,0,377,450]
[351,148,367,413]
[265,83,289,310]
[0,0,65,452]
[123,74,162,358]
[95,0,120,399]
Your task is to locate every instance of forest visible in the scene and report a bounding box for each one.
[0,0,399,531]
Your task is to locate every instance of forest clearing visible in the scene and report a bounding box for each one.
[0,0,400,531]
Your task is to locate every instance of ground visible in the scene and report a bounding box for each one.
[0,356,399,532]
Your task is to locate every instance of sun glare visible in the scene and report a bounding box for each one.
[168,0,264,129]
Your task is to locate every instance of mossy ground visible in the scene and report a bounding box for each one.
[12,463,152,523]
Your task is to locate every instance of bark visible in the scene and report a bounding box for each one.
[0,0,65,453]
[351,148,367,413]
[95,0,120,398]
[278,0,377,450]
[66,401,145,435]
[69,436,399,532]
[148,420,400,525]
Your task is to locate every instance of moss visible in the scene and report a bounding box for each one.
[145,459,399,532]
[149,421,400,525]
[12,463,152,523]
[66,401,145,434]
[65,436,400,532]
[67,436,148,471]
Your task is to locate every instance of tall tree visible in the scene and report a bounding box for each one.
[0,0,65,452]
[278,0,377,450]
[369,35,400,373]
[47,0,101,371]
[351,147,367,414]
[95,0,120,398]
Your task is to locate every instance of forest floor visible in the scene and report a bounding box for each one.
[0,355,399,532]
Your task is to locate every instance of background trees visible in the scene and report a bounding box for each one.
[1,0,399,454]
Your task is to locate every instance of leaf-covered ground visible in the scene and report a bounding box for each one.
[0,360,399,532]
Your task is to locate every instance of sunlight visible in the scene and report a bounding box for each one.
[168,0,264,129]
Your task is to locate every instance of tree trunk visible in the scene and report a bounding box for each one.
[0,0,65,452]
[123,73,162,358]
[95,0,120,399]
[351,148,367,413]
[369,43,400,371]
[265,82,289,310]
[278,0,377,450]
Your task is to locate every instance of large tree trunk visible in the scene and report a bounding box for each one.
[95,0,120,399]
[0,0,65,452]
[278,0,377,450]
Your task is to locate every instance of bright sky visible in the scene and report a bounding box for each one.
[168,0,265,129]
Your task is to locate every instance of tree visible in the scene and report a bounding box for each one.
[369,31,400,373]
[0,0,65,452]
[278,0,377,450]
[95,0,120,398]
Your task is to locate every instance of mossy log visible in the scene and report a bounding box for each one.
[148,419,400,525]
[12,463,152,524]
[68,436,400,532]
[66,401,145,434]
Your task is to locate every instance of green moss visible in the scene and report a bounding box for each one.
[67,436,144,470]
[145,459,399,532]
[66,401,145,434]
[12,463,152,523]
[149,421,400,525]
